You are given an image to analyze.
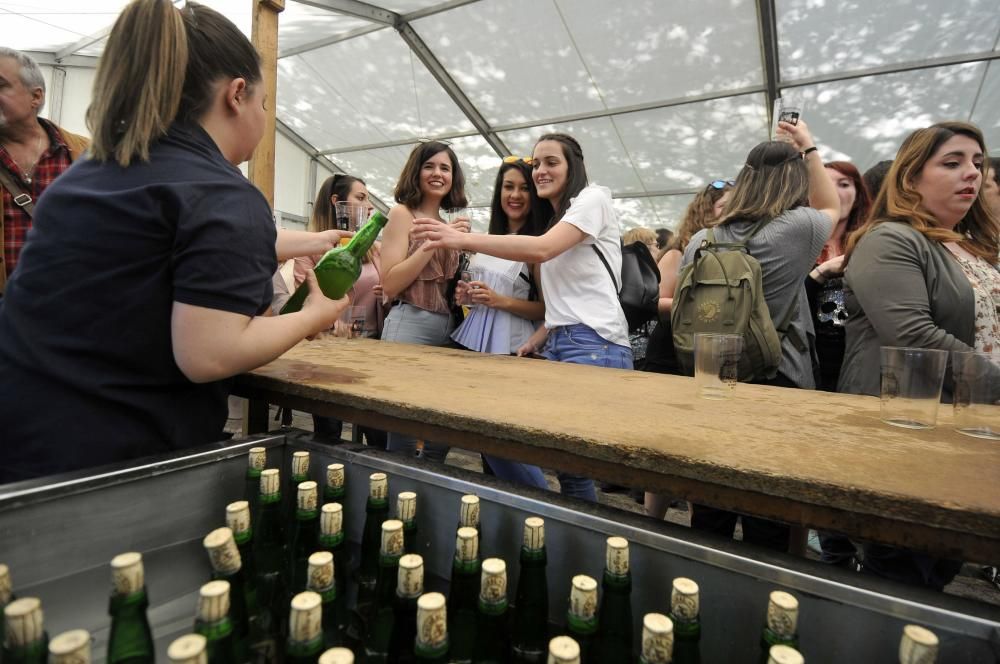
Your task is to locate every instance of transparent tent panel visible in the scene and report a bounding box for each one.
[776,0,1000,82]
[280,29,474,152]
[970,60,1000,152]
[0,4,120,53]
[782,62,988,171]
[645,194,696,230]
[372,0,452,14]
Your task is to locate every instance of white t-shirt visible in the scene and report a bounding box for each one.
[540,184,629,347]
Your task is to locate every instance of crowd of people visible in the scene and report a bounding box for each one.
[0,0,998,595]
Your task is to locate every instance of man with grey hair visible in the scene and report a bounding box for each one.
[0,47,88,294]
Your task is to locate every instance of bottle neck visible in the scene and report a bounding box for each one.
[344,211,388,260]
[195,616,234,641]
[295,508,319,521]
[2,637,48,661]
[566,611,598,636]
[109,589,149,614]
[602,569,631,590]
[478,597,508,616]
[233,527,253,546]
[452,557,481,576]
[367,497,388,511]
[324,487,345,501]
[319,532,345,548]
[260,491,281,505]
[287,636,324,659]
[520,546,546,562]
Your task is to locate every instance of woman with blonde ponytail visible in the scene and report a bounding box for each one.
[0,0,351,483]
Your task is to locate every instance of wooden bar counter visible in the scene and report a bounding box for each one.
[233,337,1000,561]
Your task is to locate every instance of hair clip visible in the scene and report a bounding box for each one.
[502,156,534,166]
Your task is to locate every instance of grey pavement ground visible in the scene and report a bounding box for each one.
[225,403,1000,606]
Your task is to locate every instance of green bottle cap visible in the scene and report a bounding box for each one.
[397,554,424,598]
[640,613,673,664]
[307,552,335,593]
[767,645,803,664]
[4,597,44,646]
[671,577,700,620]
[110,552,144,596]
[167,634,207,664]
[899,625,939,664]
[49,628,91,664]
[203,527,243,575]
[197,581,230,623]
[547,635,580,663]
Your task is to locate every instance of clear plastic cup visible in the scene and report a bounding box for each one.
[879,346,948,429]
[694,333,743,400]
[952,350,1000,439]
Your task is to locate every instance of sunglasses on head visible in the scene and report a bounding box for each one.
[416,137,453,146]
[503,156,535,166]
[707,179,735,190]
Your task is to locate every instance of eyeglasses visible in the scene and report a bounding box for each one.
[707,179,735,190]
[503,156,535,166]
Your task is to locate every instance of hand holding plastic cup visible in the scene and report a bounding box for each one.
[879,346,948,429]
[694,333,743,400]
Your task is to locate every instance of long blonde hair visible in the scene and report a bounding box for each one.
[844,121,999,264]
[87,0,261,167]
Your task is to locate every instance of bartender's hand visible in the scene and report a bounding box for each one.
[302,271,349,335]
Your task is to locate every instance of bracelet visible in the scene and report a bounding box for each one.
[801,146,818,158]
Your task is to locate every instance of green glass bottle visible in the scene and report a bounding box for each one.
[307,551,343,649]
[286,592,325,664]
[2,598,47,664]
[389,554,424,664]
[511,517,548,664]
[447,527,481,664]
[364,520,406,663]
[638,614,673,664]
[48,629,91,664]
[564,575,598,664]
[397,492,418,555]
[166,634,208,664]
[290,481,321,594]
[414,592,449,664]
[766,644,804,664]
[757,591,799,664]
[899,624,939,664]
[357,473,389,591]
[324,464,347,515]
[194,581,238,664]
[224,502,260,623]
[287,451,312,528]
[318,647,355,664]
[595,537,632,664]
[547,636,580,664]
[472,558,510,664]
[280,210,390,314]
[244,447,266,522]
[107,552,155,664]
[668,578,701,664]
[318,502,349,629]
[0,564,15,656]
[203,527,253,664]
[253,468,289,648]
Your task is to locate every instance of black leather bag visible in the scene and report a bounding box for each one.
[593,241,661,333]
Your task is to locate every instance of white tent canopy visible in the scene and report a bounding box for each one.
[4,0,999,230]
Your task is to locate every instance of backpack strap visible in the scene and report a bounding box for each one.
[591,244,620,294]
[0,168,34,219]
[517,267,539,302]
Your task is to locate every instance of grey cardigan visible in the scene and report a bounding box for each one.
[838,222,976,397]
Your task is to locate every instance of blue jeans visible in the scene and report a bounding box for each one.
[483,455,548,490]
[542,324,633,502]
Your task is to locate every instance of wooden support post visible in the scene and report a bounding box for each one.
[248,0,285,209]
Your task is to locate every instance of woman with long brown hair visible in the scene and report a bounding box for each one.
[838,121,999,590]
[0,0,350,483]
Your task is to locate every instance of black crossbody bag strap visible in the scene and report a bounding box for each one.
[591,244,620,294]
[0,168,34,218]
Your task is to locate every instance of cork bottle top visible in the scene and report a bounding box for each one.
[455,527,479,563]
[605,536,629,576]
[547,635,581,664]
[326,464,345,490]
[671,577,700,620]
[110,552,144,596]
[49,628,91,664]
[568,575,598,620]
[318,648,354,664]
[307,552,335,593]
[0,564,10,605]
[459,494,480,528]
[197,581,230,623]
[397,492,417,523]
[321,503,343,537]
[479,558,507,604]
[289,591,323,644]
[523,517,545,550]
[369,473,388,500]
[203,527,242,575]
[167,634,207,664]
[640,613,674,664]
[291,450,310,477]
[297,481,319,512]
[397,554,424,599]
[767,645,804,664]
[416,592,447,649]
[260,468,280,496]
[248,447,266,471]
[899,624,939,664]
[4,597,44,646]
[766,591,799,638]
[380,520,405,557]
[225,501,251,536]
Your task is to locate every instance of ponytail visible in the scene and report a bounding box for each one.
[87,0,261,168]
[86,0,186,167]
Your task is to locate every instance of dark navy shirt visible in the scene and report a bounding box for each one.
[0,123,276,483]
